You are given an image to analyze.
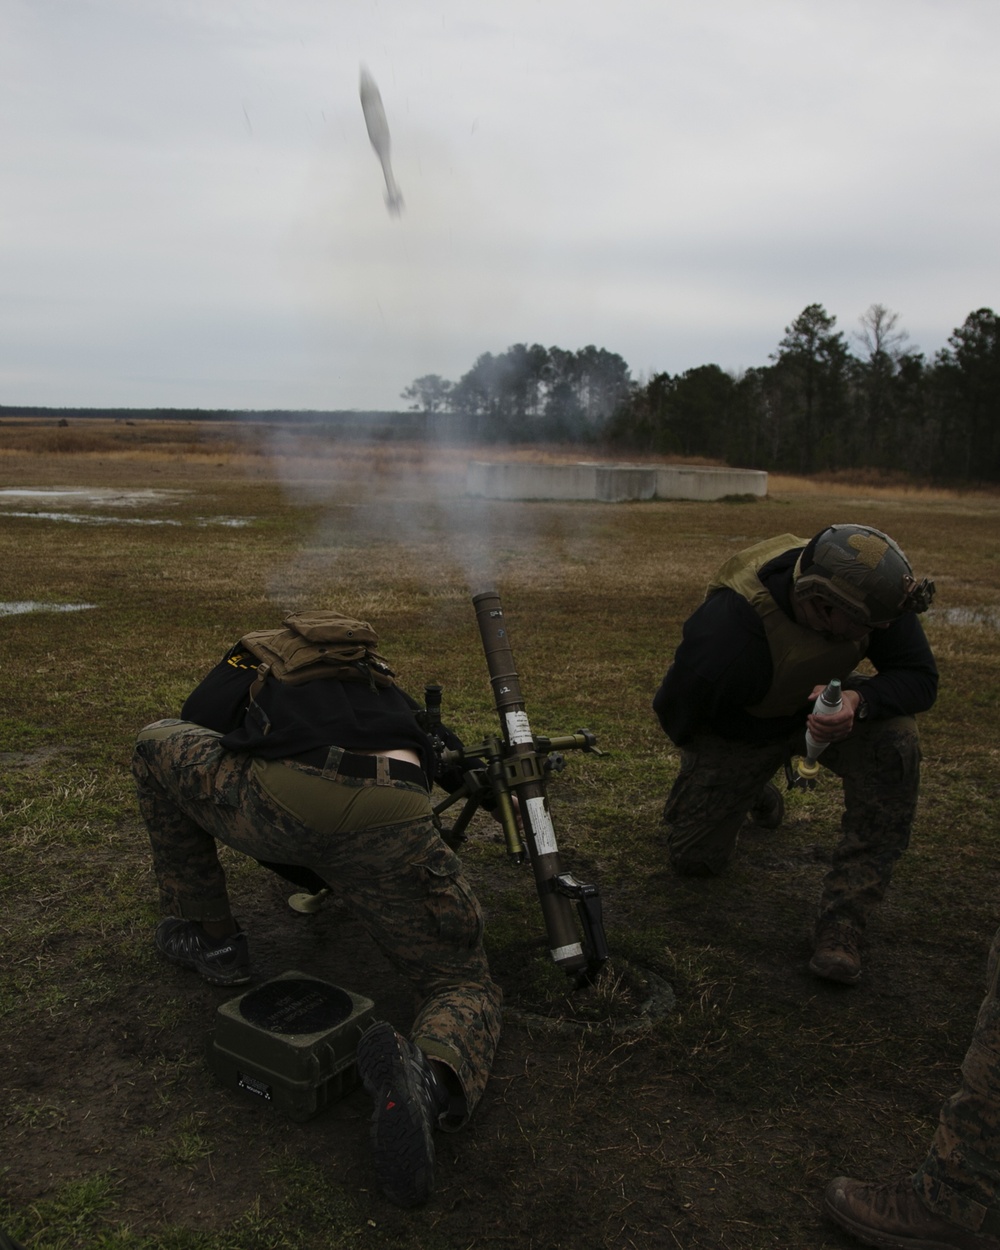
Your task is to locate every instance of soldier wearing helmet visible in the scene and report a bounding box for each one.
[653,524,938,985]
[792,525,935,637]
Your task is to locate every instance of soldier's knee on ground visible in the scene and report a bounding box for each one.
[669,856,727,878]
[667,843,730,877]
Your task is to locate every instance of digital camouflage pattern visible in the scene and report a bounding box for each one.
[663,715,921,931]
[914,923,1000,1235]
[132,719,502,1123]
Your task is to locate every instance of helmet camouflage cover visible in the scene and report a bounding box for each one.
[793,524,935,626]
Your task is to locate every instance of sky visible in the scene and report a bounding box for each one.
[2,0,999,413]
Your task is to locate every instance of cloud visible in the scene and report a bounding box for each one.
[2,0,999,407]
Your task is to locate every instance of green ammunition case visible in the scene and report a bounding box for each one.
[206,971,375,1121]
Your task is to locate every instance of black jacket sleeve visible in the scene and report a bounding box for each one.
[850,615,938,718]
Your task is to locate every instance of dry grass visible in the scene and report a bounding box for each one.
[1,421,999,1250]
[6,415,995,500]
[767,471,1000,506]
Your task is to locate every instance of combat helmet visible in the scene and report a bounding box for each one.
[792,524,935,626]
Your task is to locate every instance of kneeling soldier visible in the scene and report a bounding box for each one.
[653,525,937,984]
[132,612,502,1208]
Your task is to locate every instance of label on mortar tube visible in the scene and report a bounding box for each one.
[525,796,558,856]
[505,711,533,746]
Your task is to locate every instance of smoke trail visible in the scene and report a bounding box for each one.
[242,415,593,615]
[221,61,599,613]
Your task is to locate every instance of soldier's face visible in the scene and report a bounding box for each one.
[802,598,889,642]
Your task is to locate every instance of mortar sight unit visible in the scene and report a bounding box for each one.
[426,589,609,987]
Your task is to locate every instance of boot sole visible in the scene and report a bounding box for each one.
[356,1024,435,1208]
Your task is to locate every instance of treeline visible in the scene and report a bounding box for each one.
[607,304,1000,480]
[405,305,1000,480]
[0,406,405,424]
[401,344,632,442]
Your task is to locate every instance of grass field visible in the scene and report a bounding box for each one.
[1,419,999,1249]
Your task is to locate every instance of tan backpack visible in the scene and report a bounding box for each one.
[239,611,396,698]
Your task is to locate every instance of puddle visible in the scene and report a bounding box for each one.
[2,510,182,526]
[0,487,188,508]
[929,606,1000,630]
[0,601,97,617]
[0,488,251,528]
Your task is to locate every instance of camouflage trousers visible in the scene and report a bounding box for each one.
[913,924,1000,1235]
[132,719,502,1126]
[662,716,921,931]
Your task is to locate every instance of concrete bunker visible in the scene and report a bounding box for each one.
[466,461,767,502]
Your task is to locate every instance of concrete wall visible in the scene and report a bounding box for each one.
[465,462,601,501]
[652,465,767,500]
[466,461,767,502]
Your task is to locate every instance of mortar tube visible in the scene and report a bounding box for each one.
[472,590,590,979]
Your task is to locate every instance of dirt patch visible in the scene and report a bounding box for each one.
[1,827,976,1250]
[0,747,65,769]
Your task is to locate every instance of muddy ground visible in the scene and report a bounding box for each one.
[2,796,991,1250]
[2,441,997,1249]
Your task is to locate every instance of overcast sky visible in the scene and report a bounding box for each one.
[2,0,998,412]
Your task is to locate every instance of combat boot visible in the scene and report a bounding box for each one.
[154,918,251,986]
[356,1021,450,1208]
[810,919,862,984]
[824,1176,1000,1250]
[748,781,784,830]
